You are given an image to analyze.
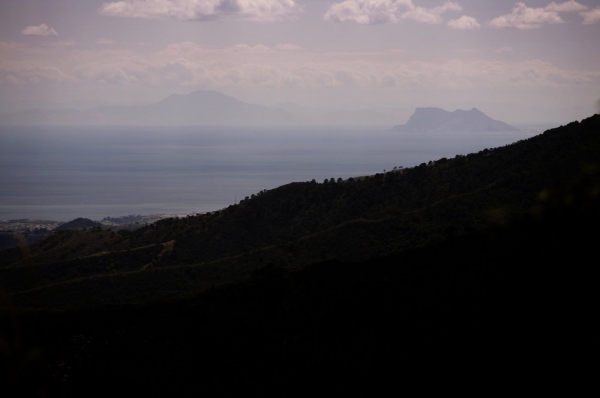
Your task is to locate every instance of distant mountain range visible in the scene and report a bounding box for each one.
[1,90,523,130]
[392,107,518,133]
[2,91,596,128]
[1,90,408,127]
[2,90,294,126]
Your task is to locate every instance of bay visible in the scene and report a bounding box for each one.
[0,125,537,221]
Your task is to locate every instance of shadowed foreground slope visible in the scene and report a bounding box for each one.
[1,115,599,310]
[1,115,599,395]
[3,176,599,395]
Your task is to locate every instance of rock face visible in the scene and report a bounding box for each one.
[393,107,518,133]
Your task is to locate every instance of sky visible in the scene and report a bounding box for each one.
[1,0,599,125]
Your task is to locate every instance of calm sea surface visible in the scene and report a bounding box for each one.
[0,125,537,221]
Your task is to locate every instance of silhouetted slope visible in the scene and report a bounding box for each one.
[118,114,598,266]
[1,115,599,310]
[2,115,600,396]
[0,232,20,251]
[393,107,518,132]
[54,218,102,231]
[4,180,599,395]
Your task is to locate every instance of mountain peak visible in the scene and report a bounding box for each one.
[393,107,517,133]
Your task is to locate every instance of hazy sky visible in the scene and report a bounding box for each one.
[1,0,599,124]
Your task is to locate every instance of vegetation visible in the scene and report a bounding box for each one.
[1,114,599,395]
[0,219,62,249]
[54,218,103,231]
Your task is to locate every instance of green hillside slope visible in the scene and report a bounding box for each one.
[2,115,599,396]
[1,115,599,310]
[3,169,599,396]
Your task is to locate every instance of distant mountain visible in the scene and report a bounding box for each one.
[3,90,409,127]
[393,107,518,133]
[2,90,295,126]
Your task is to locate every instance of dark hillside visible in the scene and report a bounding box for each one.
[54,218,102,231]
[3,172,599,396]
[1,115,599,309]
[112,115,600,264]
[1,115,599,395]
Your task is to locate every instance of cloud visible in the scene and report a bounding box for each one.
[447,15,480,29]
[580,8,600,24]
[323,0,461,25]
[402,1,461,24]
[98,39,115,45]
[2,40,598,93]
[490,1,587,29]
[22,24,58,37]
[545,0,587,12]
[98,0,302,22]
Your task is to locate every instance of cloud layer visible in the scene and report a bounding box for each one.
[580,7,600,24]
[324,0,461,25]
[99,0,302,22]
[490,1,587,29]
[98,1,600,27]
[447,15,480,30]
[22,24,58,36]
[2,41,597,93]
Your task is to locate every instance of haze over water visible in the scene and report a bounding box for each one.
[2,1,598,222]
[0,125,537,221]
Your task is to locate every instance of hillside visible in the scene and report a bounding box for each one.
[1,114,599,395]
[3,158,599,395]
[54,218,102,231]
[1,115,598,310]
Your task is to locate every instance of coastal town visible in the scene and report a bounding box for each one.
[0,213,203,233]
[0,213,205,250]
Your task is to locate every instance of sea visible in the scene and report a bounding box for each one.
[0,125,539,222]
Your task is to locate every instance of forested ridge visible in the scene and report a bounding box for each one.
[1,114,599,395]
